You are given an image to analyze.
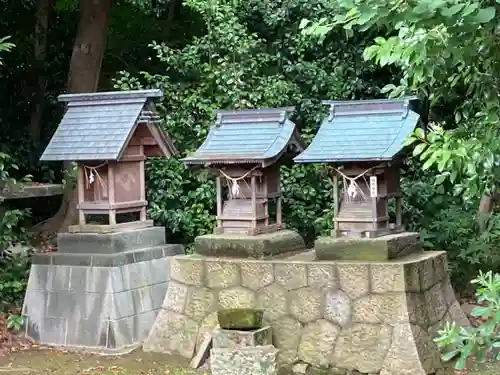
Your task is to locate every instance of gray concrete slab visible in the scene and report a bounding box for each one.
[23,237,184,354]
[57,226,167,254]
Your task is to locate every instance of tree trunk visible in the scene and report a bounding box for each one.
[29,0,54,146]
[66,0,112,93]
[477,193,500,232]
[42,0,112,234]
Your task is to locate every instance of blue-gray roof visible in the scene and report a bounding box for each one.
[182,108,305,165]
[40,89,175,161]
[294,98,420,163]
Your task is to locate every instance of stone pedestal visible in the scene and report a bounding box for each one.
[22,226,184,354]
[210,345,278,375]
[194,229,305,258]
[315,231,422,261]
[145,251,469,374]
[213,326,273,349]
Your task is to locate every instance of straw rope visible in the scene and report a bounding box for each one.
[217,166,259,199]
[332,163,384,202]
[83,162,108,191]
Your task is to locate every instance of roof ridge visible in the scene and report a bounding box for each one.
[323,98,414,118]
[58,89,163,103]
[216,107,294,126]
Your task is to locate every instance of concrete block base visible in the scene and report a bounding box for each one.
[22,242,183,354]
[57,226,167,254]
[194,229,305,258]
[315,231,422,261]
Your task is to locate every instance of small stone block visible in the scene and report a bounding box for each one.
[315,231,422,261]
[194,229,305,258]
[213,326,273,349]
[210,345,278,375]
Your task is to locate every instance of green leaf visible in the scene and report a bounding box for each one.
[441,4,464,17]
[414,127,425,139]
[471,306,491,317]
[462,3,479,17]
[450,170,458,182]
[435,173,448,185]
[422,157,435,171]
[474,7,495,23]
[363,45,379,61]
[442,349,460,362]
[299,19,310,29]
[412,143,427,156]
[455,354,467,370]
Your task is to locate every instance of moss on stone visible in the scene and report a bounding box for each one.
[194,229,305,258]
[217,308,263,330]
[315,232,422,261]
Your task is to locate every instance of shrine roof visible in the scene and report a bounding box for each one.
[294,98,421,164]
[40,89,176,161]
[182,108,305,166]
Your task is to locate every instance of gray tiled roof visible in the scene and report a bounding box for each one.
[40,90,165,161]
[182,108,305,165]
[294,98,420,163]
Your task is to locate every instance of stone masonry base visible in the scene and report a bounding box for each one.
[144,251,469,374]
[22,227,184,354]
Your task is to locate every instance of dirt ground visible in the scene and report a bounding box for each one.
[0,348,205,375]
[0,348,498,375]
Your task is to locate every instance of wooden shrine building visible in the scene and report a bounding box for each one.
[182,108,304,235]
[294,98,421,238]
[40,89,177,231]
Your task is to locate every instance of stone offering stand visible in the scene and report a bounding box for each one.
[145,251,469,375]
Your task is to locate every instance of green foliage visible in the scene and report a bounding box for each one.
[0,152,32,251]
[435,271,500,370]
[114,0,390,245]
[302,0,500,204]
[0,153,32,309]
[6,313,24,331]
[0,252,32,309]
[146,158,215,247]
[0,36,14,65]
[400,164,500,289]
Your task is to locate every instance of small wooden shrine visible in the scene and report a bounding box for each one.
[295,98,421,238]
[182,108,304,235]
[40,89,177,231]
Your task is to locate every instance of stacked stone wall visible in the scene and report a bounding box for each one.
[144,252,469,374]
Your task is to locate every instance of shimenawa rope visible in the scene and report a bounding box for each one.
[83,162,108,191]
[332,163,384,201]
[218,166,259,198]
